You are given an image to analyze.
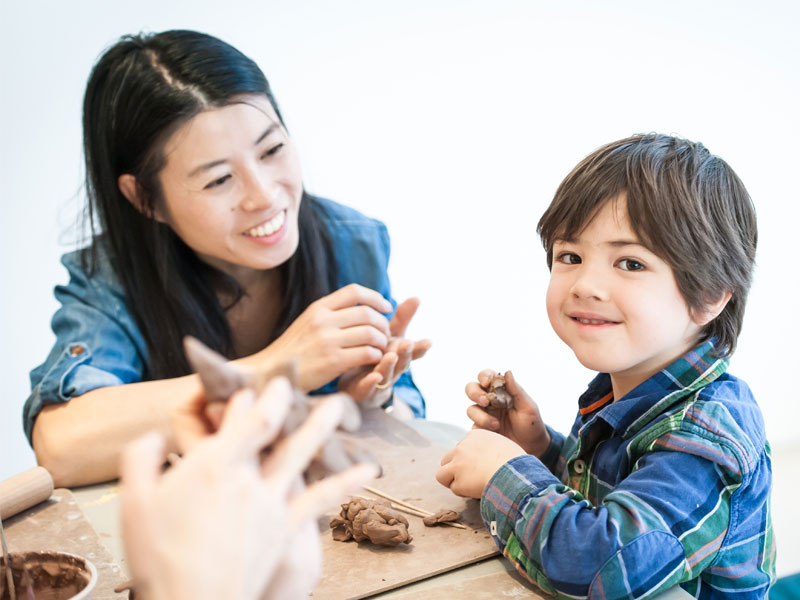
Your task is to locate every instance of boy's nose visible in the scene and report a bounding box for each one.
[570,267,609,301]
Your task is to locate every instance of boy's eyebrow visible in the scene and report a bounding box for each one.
[607,239,648,249]
[188,124,280,178]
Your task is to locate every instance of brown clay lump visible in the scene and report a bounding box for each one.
[330,498,412,546]
[486,373,513,409]
[422,509,461,527]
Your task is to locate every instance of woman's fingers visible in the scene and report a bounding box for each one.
[389,297,420,338]
[321,284,393,314]
[331,305,391,337]
[410,338,431,361]
[262,394,349,494]
[337,324,389,351]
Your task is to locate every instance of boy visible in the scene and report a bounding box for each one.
[436,134,774,599]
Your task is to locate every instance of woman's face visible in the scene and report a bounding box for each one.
[154,95,303,283]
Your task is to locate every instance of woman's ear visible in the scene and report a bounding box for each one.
[118,174,167,223]
[692,290,733,327]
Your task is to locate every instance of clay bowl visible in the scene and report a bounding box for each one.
[1,551,97,600]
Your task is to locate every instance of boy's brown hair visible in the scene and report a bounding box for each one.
[537,133,757,358]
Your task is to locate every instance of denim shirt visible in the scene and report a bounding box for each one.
[23,197,425,443]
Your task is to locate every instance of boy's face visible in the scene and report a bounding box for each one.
[546,195,704,399]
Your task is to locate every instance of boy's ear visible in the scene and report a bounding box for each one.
[118,174,167,223]
[692,290,733,327]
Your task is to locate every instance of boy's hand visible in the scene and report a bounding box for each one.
[465,370,550,457]
[436,429,526,498]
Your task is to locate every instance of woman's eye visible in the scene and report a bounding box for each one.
[557,252,581,265]
[204,174,231,190]
[618,258,645,271]
[261,143,284,159]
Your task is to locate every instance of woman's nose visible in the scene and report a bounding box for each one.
[239,169,275,212]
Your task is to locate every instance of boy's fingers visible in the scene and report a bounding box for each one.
[435,461,455,489]
[467,405,500,431]
[465,381,489,406]
[477,369,497,388]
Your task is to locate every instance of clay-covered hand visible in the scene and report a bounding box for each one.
[120,378,378,600]
[337,297,431,406]
[435,429,526,498]
[465,369,550,457]
[255,284,394,393]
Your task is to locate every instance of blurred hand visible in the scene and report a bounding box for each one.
[121,378,378,600]
[465,370,550,457]
[436,429,526,498]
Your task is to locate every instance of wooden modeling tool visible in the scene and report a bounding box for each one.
[364,485,467,529]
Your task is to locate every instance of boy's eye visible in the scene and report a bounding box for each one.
[618,258,645,271]
[203,174,231,190]
[556,252,581,265]
[261,143,284,159]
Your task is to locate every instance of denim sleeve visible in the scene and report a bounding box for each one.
[23,253,147,444]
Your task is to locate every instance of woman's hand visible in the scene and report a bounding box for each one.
[120,378,378,600]
[465,370,550,457]
[436,429,526,498]
[337,297,431,407]
[256,284,395,393]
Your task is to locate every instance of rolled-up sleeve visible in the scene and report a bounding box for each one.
[23,252,147,444]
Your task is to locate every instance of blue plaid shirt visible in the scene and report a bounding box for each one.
[481,341,775,599]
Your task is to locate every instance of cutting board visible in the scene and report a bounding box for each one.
[312,409,499,599]
[3,488,128,599]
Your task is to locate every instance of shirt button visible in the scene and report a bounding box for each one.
[69,344,85,357]
[573,459,586,474]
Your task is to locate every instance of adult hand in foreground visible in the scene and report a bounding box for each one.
[120,377,377,600]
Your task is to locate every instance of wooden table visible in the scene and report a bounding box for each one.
[7,415,692,599]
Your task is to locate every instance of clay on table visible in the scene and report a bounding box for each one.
[0,551,92,600]
[422,509,461,526]
[330,498,412,546]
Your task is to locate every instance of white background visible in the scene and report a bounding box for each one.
[2,0,798,482]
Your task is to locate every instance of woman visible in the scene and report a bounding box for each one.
[24,30,429,487]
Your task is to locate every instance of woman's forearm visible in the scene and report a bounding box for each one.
[32,374,201,487]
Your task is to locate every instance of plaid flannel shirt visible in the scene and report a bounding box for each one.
[480,341,775,599]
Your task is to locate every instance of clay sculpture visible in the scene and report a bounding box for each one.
[330,498,412,546]
[183,336,376,482]
[486,372,513,409]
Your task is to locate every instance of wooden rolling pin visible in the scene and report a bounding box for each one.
[0,467,54,520]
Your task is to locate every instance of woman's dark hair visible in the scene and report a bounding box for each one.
[537,134,757,358]
[82,29,337,378]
